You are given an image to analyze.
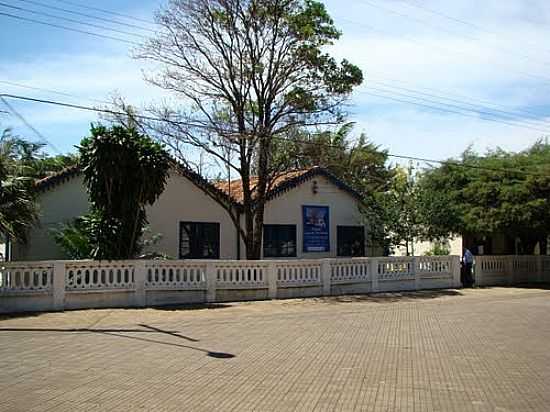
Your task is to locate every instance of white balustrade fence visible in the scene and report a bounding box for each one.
[0,262,53,293]
[278,260,321,287]
[1,256,463,313]
[65,261,135,291]
[475,255,550,286]
[145,261,206,290]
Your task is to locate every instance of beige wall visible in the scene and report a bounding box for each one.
[145,171,238,259]
[393,236,463,257]
[262,175,371,258]
[12,175,90,261]
[13,172,372,261]
[12,171,239,261]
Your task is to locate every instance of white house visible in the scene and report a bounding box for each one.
[11,165,378,261]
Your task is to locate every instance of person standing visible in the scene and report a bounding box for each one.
[462,247,474,287]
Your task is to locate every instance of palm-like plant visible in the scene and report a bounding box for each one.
[0,128,38,243]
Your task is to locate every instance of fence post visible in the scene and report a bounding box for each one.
[370,258,379,292]
[52,261,66,311]
[413,256,420,290]
[506,256,514,286]
[452,256,461,288]
[134,260,147,307]
[321,259,331,296]
[206,262,217,303]
[267,261,277,299]
[536,255,543,284]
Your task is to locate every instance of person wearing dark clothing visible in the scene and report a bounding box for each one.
[461,247,474,287]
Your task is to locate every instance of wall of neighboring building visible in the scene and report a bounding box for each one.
[262,175,373,258]
[12,175,90,261]
[393,236,463,257]
[12,170,239,261]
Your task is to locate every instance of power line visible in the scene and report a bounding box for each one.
[0,80,112,106]
[366,79,550,128]
[0,96,61,153]
[383,153,543,176]
[337,16,550,86]
[355,0,550,69]
[13,0,155,33]
[360,86,550,134]
[0,2,147,39]
[0,92,547,178]
[400,0,550,57]
[358,90,550,135]
[366,72,550,121]
[0,11,140,45]
[50,0,155,26]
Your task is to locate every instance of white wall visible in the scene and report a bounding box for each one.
[13,171,375,261]
[12,170,239,261]
[145,171,238,259]
[262,175,369,258]
[393,236,463,257]
[12,176,90,261]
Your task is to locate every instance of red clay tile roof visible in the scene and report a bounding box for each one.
[214,169,312,203]
[35,164,362,206]
[35,165,81,192]
[214,166,362,204]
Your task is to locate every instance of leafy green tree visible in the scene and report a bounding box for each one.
[31,153,79,180]
[282,123,394,194]
[417,141,550,254]
[78,124,170,259]
[135,0,363,259]
[278,123,394,253]
[51,213,98,259]
[0,128,39,244]
[424,242,451,256]
[376,166,424,255]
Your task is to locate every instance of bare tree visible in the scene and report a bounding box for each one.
[135,0,363,259]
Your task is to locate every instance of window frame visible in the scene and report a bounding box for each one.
[179,221,220,259]
[263,224,297,258]
[337,225,366,257]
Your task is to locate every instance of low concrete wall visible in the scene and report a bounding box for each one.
[0,256,461,314]
[475,256,550,287]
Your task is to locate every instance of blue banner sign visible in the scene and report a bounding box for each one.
[302,205,330,252]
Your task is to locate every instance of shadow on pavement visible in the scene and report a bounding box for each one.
[151,302,233,311]
[314,289,464,304]
[0,323,235,359]
[0,303,232,322]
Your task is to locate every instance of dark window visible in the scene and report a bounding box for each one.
[179,222,220,259]
[263,225,297,258]
[337,226,365,257]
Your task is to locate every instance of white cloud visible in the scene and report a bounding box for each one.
[1,0,550,159]
[321,0,550,158]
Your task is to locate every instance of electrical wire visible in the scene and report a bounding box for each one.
[0,80,112,106]
[358,90,550,134]
[0,96,60,153]
[0,11,140,45]
[366,80,550,128]
[50,0,155,26]
[337,16,550,85]
[13,0,155,33]
[365,72,549,121]
[1,92,547,178]
[399,0,550,57]
[355,0,550,69]
[0,2,147,39]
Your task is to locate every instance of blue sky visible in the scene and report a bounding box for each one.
[1,0,550,167]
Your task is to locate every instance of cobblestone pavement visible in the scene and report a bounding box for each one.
[1,287,550,411]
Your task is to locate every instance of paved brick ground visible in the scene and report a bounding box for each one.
[1,287,550,411]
